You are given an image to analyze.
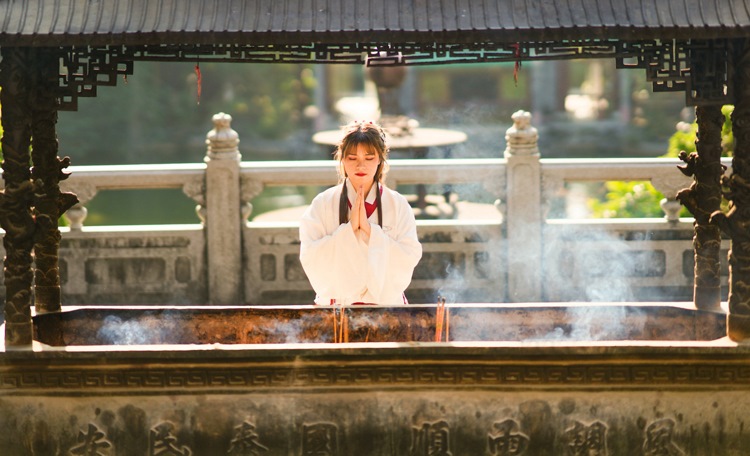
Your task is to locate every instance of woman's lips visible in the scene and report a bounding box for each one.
[355,173,366,176]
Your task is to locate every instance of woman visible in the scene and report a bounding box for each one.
[299,120,422,305]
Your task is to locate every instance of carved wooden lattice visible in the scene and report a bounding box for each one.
[58,47,135,111]
[54,38,730,110]
[616,39,730,106]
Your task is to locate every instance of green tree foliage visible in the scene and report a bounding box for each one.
[57,62,315,165]
[665,105,734,158]
[587,105,734,219]
[53,62,316,224]
[587,181,666,218]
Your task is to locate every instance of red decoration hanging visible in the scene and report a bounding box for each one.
[511,43,522,86]
[195,63,202,104]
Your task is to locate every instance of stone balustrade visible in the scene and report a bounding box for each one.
[0,112,733,306]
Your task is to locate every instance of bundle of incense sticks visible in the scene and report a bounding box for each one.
[332,307,349,343]
[435,296,449,342]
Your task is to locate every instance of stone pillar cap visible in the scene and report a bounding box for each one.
[505,110,539,157]
[206,112,240,160]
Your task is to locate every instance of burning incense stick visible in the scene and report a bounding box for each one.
[435,296,446,342]
[339,307,346,343]
[332,308,339,343]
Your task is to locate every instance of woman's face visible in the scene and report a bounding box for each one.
[343,143,381,191]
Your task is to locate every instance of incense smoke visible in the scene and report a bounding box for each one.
[97,315,157,345]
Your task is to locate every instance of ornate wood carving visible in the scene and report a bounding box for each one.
[0,47,79,344]
[58,46,134,111]
[617,39,730,105]
[53,39,731,111]
[715,39,750,341]
[676,105,726,311]
[0,47,35,346]
[30,47,78,314]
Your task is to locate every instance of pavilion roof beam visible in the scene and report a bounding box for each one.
[0,0,749,47]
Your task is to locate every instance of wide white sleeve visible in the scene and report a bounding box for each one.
[298,194,370,300]
[364,194,422,302]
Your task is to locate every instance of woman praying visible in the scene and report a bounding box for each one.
[299,120,422,305]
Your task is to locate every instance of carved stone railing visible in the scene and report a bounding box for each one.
[0,112,732,306]
[540,157,733,303]
[56,163,206,230]
[541,157,726,222]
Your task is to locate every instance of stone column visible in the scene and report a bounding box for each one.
[504,110,542,302]
[30,47,78,314]
[204,113,243,304]
[0,47,36,346]
[717,40,750,341]
[676,105,725,311]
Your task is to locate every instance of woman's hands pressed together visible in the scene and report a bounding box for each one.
[351,185,371,242]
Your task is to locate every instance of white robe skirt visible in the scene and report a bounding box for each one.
[299,180,422,305]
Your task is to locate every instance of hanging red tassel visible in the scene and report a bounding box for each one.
[194,63,202,105]
[511,43,522,86]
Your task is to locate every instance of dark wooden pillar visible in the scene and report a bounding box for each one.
[0,47,76,347]
[29,48,77,314]
[0,48,36,346]
[676,106,725,311]
[716,40,750,341]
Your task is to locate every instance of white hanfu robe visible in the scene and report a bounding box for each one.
[299,179,422,305]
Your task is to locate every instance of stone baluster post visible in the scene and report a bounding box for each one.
[504,110,543,302]
[204,113,243,304]
[61,184,97,230]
